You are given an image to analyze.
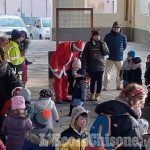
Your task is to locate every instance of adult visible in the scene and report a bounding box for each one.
[103,21,127,90]
[49,40,83,104]
[4,29,25,80]
[95,83,146,150]
[82,30,109,101]
[20,30,32,65]
[0,50,24,143]
[0,36,8,61]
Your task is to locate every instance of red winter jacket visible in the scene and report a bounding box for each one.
[49,41,79,78]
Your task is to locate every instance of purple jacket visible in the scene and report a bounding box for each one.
[1,111,32,150]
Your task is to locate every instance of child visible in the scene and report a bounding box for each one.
[22,109,55,150]
[18,88,35,118]
[67,58,89,116]
[120,50,135,87]
[60,105,89,150]
[145,54,150,104]
[130,57,142,85]
[34,89,59,129]
[1,96,32,150]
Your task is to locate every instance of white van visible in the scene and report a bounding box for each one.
[30,18,51,40]
[0,15,29,38]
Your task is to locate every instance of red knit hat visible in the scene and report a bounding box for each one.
[73,40,83,51]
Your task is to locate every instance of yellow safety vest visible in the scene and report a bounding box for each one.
[4,40,24,65]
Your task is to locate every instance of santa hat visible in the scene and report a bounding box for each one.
[34,109,51,127]
[73,40,83,51]
[11,96,25,110]
[11,87,23,96]
[72,57,81,68]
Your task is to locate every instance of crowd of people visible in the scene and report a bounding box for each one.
[0,21,150,150]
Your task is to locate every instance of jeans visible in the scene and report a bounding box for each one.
[89,71,104,94]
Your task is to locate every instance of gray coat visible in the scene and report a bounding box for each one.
[1,110,32,150]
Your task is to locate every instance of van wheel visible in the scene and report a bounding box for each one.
[30,34,33,39]
[39,35,43,39]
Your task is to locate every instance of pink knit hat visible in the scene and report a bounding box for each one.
[11,96,25,110]
[72,57,81,68]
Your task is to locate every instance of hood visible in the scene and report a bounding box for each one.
[95,100,137,119]
[0,62,8,77]
[7,109,30,119]
[71,105,89,129]
[131,63,141,70]
[25,128,53,146]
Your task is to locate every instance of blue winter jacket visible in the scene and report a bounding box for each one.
[104,30,127,61]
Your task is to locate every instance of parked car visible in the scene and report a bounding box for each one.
[0,15,29,38]
[30,18,51,40]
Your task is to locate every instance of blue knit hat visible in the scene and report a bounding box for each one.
[128,50,135,58]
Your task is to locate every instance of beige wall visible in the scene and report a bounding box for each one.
[134,0,149,31]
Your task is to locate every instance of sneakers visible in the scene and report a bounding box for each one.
[55,100,63,104]
[116,87,123,91]
[95,93,100,101]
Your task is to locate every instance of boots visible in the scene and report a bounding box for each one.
[89,94,95,101]
[95,93,100,101]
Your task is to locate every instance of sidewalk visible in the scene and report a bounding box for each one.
[26,40,150,134]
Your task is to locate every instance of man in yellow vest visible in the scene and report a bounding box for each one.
[5,29,25,80]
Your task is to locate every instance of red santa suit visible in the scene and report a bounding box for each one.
[49,40,83,102]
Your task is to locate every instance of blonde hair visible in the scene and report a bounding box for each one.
[119,83,146,107]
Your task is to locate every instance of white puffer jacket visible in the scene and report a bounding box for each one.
[34,97,59,129]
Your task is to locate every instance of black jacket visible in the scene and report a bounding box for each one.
[145,66,150,86]
[95,100,141,150]
[130,67,142,85]
[0,62,23,113]
[82,38,108,72]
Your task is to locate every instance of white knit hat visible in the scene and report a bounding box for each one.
[72,57,81,69]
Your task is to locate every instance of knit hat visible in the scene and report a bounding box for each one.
[72,57,81,69]
[92,31,99,37]
[132,57,141,64]
[11,96,25,110]
[11,29,22,40]
[128,50,135,58]
[137,118,149,135]
[35,109,51,127]
[112,21,121,28]
[39,89,52,98]
[71,105,89,128]
[73,40,83,51]
[18,88,31,101]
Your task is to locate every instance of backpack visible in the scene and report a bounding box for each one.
[90,114,129,150]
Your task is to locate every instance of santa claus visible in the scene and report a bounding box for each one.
[49,40,83,104]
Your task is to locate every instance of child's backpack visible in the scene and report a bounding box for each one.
[90,114,128,150]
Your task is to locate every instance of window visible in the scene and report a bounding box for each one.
[140,0,149,16]
[85,0,117,14]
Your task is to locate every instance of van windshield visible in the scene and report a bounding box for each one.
[42,19,51,27]
[0,18,25,27]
